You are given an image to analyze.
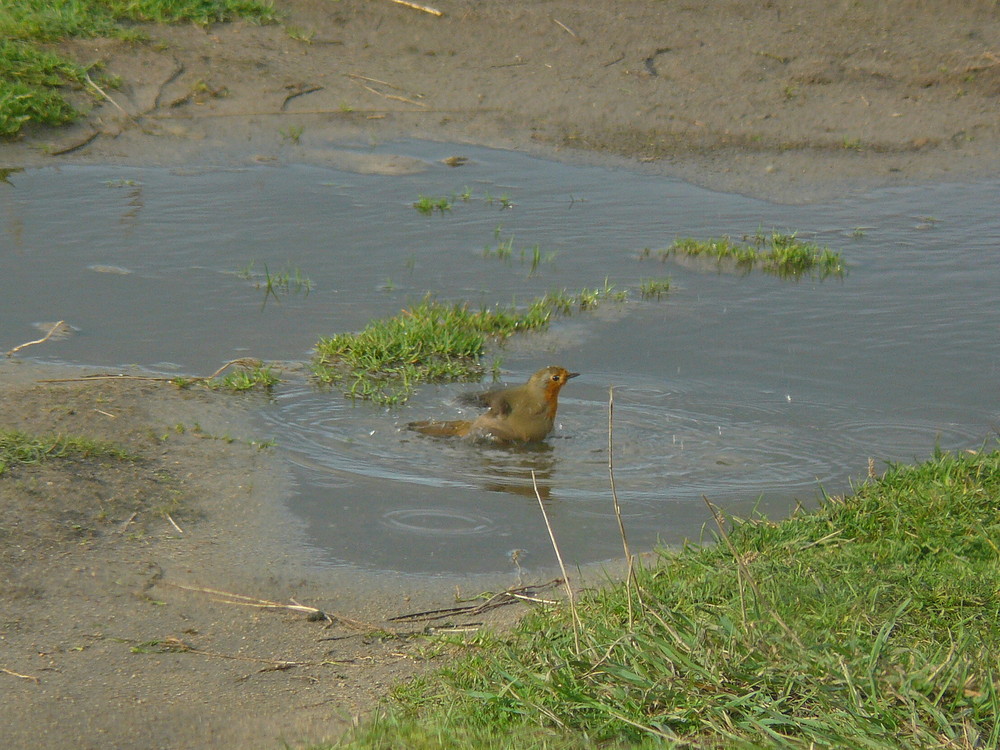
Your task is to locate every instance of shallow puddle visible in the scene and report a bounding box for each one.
[2,141,998,574]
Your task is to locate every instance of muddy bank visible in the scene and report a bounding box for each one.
[0,360,534,749]
[5,0,1000,202]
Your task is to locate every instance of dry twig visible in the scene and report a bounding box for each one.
[1,667,40,683]
[163,582,375,630]
[6,320,66,357]
[389,0,442,16]
[608,386,637,628]
[388,580,561,623]
[85,73,131,119]
[165,514,184,534]
[533,470,582,654]
[552,18,580,39]
[36,358,263,385]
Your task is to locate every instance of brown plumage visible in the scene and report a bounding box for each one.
[407,366,579,443]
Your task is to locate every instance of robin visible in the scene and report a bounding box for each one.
[406,366,579,444]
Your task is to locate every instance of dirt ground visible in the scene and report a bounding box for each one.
[7,0,1000,201]
[2,1,999,748]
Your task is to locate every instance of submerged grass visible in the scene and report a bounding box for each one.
[332,447,1000,749]
[0,429,135,475]
[661,229,845,278]
[0,0,275,137]
[312,286,625,404]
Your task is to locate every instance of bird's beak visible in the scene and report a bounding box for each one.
[567,372,580,379]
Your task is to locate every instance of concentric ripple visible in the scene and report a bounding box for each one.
[255,372,991,574]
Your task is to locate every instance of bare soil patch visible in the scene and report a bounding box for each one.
[6,0,1000,201]
[2,1,999,748]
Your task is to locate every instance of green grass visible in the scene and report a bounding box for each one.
[482,231,557,276]
[331,447,1000,749]
[208,363,279,391]
[0,0,276,138]
[661,230,845,279]
[312,286,625,404]
[638,277,671,300]
[413,195,453,216]
[0,428,135,475]
[238,261,312,307]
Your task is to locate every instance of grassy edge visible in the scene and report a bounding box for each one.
[0,0,277,138]
[328,447,1000,749]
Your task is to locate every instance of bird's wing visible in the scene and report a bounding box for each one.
[456,386,512,415]
[483,390,514,416]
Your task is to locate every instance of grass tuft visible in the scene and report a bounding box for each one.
[207,363,279,391]
[660,229,845,279]
[312,286,625,404]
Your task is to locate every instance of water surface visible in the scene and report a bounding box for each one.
[2,142,997,574]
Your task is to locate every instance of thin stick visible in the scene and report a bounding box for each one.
[163,582,370,629]
[702,496,803,648]
[280,85,323,111]
[146,107,495,119]
[165,514,184,534]
[85,73,130,118]
[389,581,560,622]
[119,511,138,534]
[37,358,262,384]
[1,667,40,683]
[389,0,443,16]
[552,18,579,39]
[38,374,176,383]
[608,386,635,628]
[344,73,414,92]
[354,82,427,108]
[6,320,66,357]
[532,470,581,654]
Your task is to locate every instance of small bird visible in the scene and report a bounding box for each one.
[407,366,579,444]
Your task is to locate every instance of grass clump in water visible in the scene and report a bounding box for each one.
[413,195,453,216]
[312,286,624,404]
[0,429,135,475]
[662,229,845,278]
[207,363,279,392]
[332,448,1000,749]
[638,277,671,300]
[0,0,276,138]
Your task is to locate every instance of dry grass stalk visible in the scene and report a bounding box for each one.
[164,582,378,629]
[36,358,263,385]
[532,469,582,654]
[607,386,637,627]
[389,581,561,623]
[552,18,579,39]
[388,0,442,16]
[1,667,40,683]
[165,513,184,534]
[6,320,66,357]
[85,72,130,118]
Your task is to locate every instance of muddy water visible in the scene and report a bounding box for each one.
[2,142,998,575]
